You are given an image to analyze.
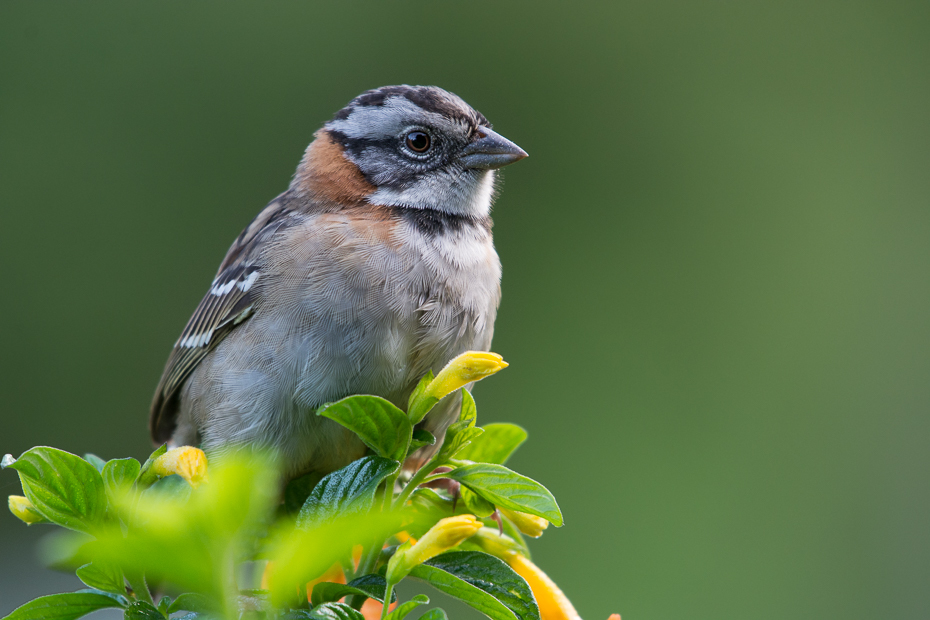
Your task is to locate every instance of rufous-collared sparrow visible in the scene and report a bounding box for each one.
[149,85,527,478]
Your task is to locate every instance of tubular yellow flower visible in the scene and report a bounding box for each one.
[472,529,580,620]
[500,507,549,538]
[426,352,508,401]
[8,495,46,524]
[386,515,483,583]
[151,446,209,488]
[509,554,581,620]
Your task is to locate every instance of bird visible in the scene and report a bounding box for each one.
[149,85,527,479]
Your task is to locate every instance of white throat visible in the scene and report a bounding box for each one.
[368,169,496,217]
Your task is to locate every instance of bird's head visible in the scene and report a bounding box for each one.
[293,85,527,217]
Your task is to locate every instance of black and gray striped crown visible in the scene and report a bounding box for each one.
[327,85,489,130]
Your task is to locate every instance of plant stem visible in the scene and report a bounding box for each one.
[393,457,440,509]
[380,584,395,620]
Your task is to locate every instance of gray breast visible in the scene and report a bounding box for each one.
[180,208,501,477]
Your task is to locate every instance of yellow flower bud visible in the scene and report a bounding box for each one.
[8,495,46,524]
[500,508,549,538]
[386,515,483,583]
[152,446,209,488]
[426,352,508,402]
[508,553,581,620]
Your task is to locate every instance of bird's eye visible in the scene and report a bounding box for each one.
[405,131,431,153]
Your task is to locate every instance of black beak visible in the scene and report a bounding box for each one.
[461,126,528,170]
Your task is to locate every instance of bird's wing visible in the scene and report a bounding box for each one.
[149,194,296,443]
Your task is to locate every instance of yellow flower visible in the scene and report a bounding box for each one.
[426,352,508,402]
[8,495,46,524]
[386,515,483,583]
[152,446,209,488]
[500,507,549,538]
[472,529,580,620]
[509,554,581,620]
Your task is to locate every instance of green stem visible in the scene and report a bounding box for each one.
[380,584,395,620]
[393,457,441,509]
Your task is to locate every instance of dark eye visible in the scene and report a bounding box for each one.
[405,131,431,153]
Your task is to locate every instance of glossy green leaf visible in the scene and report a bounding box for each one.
[444,464,562,526]
[297,456,399,527]
[155,597,170,617]
[304,602,365,620]
[101,458,140,502]
[83,454,106,473]
[455,424,527,465]
[76,562,125,595]
[123,601,163,620]
[385,594,428,620]
[3,590,126,620]
[418,610,448,620]
[167,593,216,614]
[318,396,412,460]
[410,551,540,620]
[310,575,396,607]
[4,448,106,534]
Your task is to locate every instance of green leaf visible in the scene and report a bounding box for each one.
[385,594,428,620]
[310,575,396,607]
[3,590,126,620]
[76,562,125,595]
[297,457,399,527]
[418,610,448,620]
[268,512,404,608]
[455,424,527,465]
[304,602,364,620]
[410,551,539,620]
[4,448,107,534]
[460,486,495,518]
[102,458,141,502]
[409,429,437,452]
[156,597,171,617]
[136,444,168,488]
[83,454,107,473]
[444,464,562,526]
[123,601,164,620]
[167,593,215,614]
[318,396,412,460]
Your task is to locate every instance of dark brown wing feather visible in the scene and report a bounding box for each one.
[148,193,295,443]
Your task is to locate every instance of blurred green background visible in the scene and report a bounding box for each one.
[2,1,929,618]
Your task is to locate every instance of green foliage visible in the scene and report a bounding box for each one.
[444,464,563,526]
[410,552,540,620]
[297,457,399,527]
[3,591,125,620]
[5,448,107,535]
[2,362,567,620]
[318,396,411,461]
[455,423,527,465]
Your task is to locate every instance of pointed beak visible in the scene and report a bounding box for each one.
[460,126,528,170]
